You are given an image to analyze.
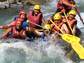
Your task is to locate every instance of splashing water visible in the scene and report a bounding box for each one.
[0,0,84,63]
[0,37,73,63]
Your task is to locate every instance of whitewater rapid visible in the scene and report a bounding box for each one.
[0,37,73,63]
[0,0,84,63]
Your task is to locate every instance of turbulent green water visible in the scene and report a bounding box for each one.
[0,0,84,63]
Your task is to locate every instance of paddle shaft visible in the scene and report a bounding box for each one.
[75,7,84,25]
[64,12,73,34]
[29,21,44,29]
[50,19,64,34]
[29,20,51,31]
[74,0,84,25]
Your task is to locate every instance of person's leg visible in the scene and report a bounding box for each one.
[20,30,26,39]
[13,31,19,38]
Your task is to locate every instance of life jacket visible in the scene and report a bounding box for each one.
[11,24,22,38]
[9,19,23,33]
[68,19,77,28]
[57,0,75,12]
[7,18,23,28]
[28,10,43,28]
[59,17,77,34]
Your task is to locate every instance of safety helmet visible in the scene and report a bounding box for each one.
[53,13,62,20]
[34,5,41,10]
[43,24,51,30]
[68,10,77,15]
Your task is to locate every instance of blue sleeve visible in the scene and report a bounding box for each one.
[22,21,29,30]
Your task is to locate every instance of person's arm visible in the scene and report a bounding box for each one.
[7,21,16,27]
[72,19,77,35]
[1,28,11,39]
[0,21,16,29]
[61,0,75,7]
[72,25,76,35]
[0,25,11,29]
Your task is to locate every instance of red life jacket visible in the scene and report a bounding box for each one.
[28,10,43,28]
[11,24,22,38]
[68,19,77,28]
[7,18,23,27]
[57,0,75,12]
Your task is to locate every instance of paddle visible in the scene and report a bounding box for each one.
[49,19,84,59]
[50,19,64,34]
[63,12,73,35]
[29,21,44,29]
[44,19,84,59]
[49,19,80,43]
[28,20,52,31]
[75,7,84,25]
[72,0,84,25]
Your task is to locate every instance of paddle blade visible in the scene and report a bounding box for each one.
[61,34,80,44]
[71,43,84,59]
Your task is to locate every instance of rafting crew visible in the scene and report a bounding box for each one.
[1,18,26,39]
[44,9,77,36]
[0,8,28,39]
[0,2,81,39]
[0,5,45,39]
[0,2,84,61]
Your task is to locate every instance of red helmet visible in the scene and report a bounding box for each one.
[19,11,26,19]
[19,14,26,19]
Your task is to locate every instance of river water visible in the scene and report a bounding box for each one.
[0,0,84,63]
